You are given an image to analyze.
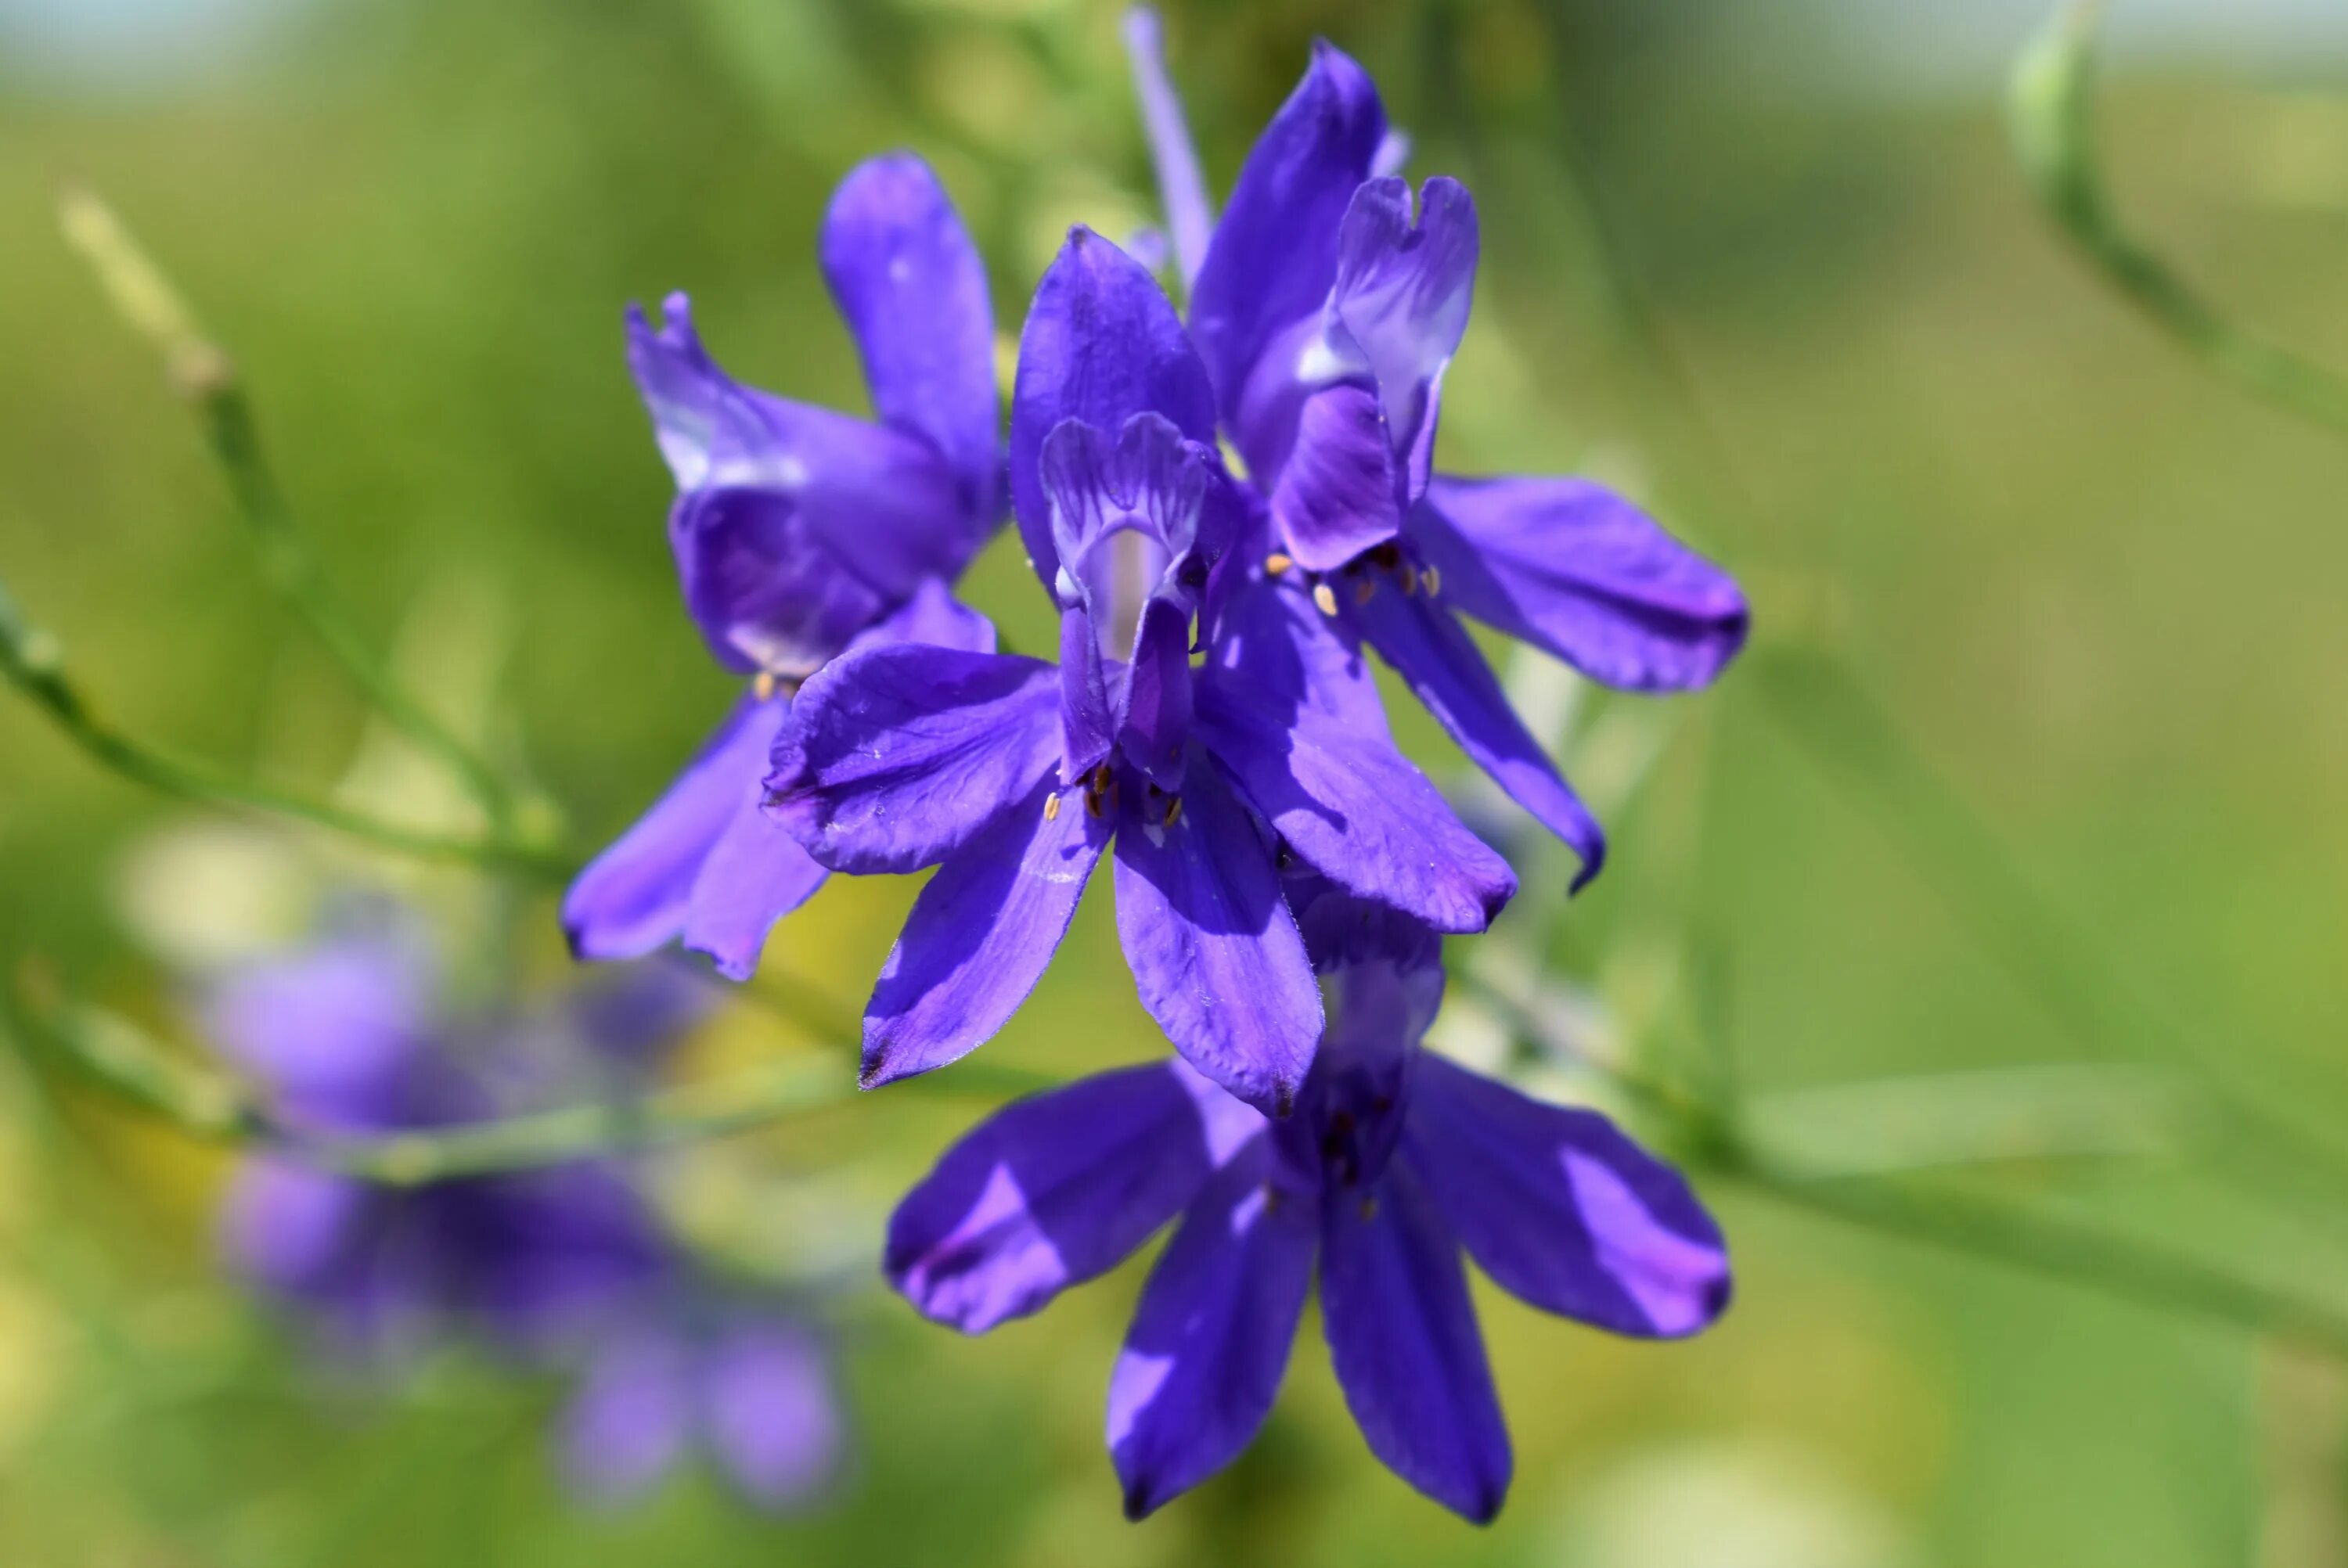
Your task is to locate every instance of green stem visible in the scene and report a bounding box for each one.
[57,186,534,830]
[2009,0,2348,437]
[0,579,574,879]
[2,969,1053,1186]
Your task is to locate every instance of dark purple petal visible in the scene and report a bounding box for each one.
[1403,1056,1731,1338]
[628,297,978,678]
[1190,42,1387,461]
[564,695,788,969]
[1121,8,1214,290]
[1010,230,1218,593]
[1198,582,1512,933]
[1352,589,1605,889]
[681,802,829,982]
[768,647,1062,875]
[887,1062,1251,1332]
[1330,176,1478,504]
[820,153,999,516]
[1320,1158,1511,1523]
[1272,927,1442,1191]
[1267,380,1403,572]
[459,1167,673,1353]
[219,1160,373,1296]
[1413,475,1748,691]
[862,779,1109,1088]
[560,1328,695,1507]
[1111,759,1322,1116]
[700,1322,843,1511]
[1108,1141,1315,1520]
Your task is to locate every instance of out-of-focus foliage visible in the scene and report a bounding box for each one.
[2,0,2348,1564]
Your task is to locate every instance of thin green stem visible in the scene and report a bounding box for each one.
[2,968,1053,1187]
[0,579,574,879]
[57,186,535,830]
[2010,0,2348,438]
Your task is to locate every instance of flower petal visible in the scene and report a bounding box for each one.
[682,802,830,983]
[628,297,978,678]
[1190,41,1388,458]
[1351,589,1606,889]
[820,153,999,516]
[560,1328,695,1507]
[1413,475,1749,691]
[1321,1159,1511,1523]
[861,779,1110,1088]
[1111,759,1322,1116]
[1121,7,1215,290]
[887,1061,1248,1332]
[700,1322,844,1511]
[1198,582,1512,933]
[768,647,1062,875]
[204,935,435,1118]
[1403,1055,1732,1338]
[1108,1141,1315,1520]
[1267,379,1403,572]
[1010,229,1219,593]
[844,573,999,660]
[1331,176,1478,505]
[565,695,788,968]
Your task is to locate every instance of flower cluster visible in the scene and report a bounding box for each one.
[206,912,843,1513]
[565,9,1748,1523]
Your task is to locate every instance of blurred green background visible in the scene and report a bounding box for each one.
[5,0,2348,1563]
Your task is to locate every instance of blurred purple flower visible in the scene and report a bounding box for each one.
[209,926,691,1364]
[1124,20,1749,887]
[767,231,1514,1117]
[561,1300,844,1514]
[883,884,1730,1522]
[565,152,1005,981]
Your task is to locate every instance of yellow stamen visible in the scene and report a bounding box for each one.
[753,671,778,702]
[1265,551,1294,577]
[1043,792,1061,822]
[1312,582,1339,617]
[1421,566,1441,597]
[1399,564,1421,596]
[1163,796,1183,828]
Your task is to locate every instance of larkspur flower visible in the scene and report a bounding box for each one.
[564,152,1003,980]
[209,920,686,1361]
[884,882,1731,1522]
[561,1296,844,1514]
[766,231,1516,1116]
[1124,17,1751,886]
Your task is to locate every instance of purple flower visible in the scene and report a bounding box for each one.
[766,231,1515,1116]
[209,926,682,1363]
[565,152,1004,980]
[884,886,1730,1522]
[1124,20,1750,886]
[561,1301,844,1513]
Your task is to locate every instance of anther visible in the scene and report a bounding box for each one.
[1312,582,1339,617]
[1265,552,1294,577]
[1043,792,1062,822]
[1421,566,1441,597]
[1084,790,1104,819]
[1163,795,1183,828]
[753,671,779,702]
[1399,564,1421,596]
[1370,541,1403,570]
[1354,577,1377,606]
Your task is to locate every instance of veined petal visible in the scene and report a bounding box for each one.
[1403,1056,1731,1338]
[681,804,829,983]
[565,694,789,969]
[1330,176,1478,505]
[630,297,978,678]
[560,1327,696,1506]
[700,1322,843,1511]
[768,647,1062,875]
[1111,759,1321,1116]
[1190,42,1388,452]
[1267,379,1403,572]
[1011,230,1219,593]
[887,1062,1246,1332]
[1320,1159,1511,1523]
[1197,582,1512,933]
[1109,1141,1315,1520]
[843,574,999,660]
[861,779,1109,1088]
[1413,474,1749,691]
[1352,590,1606,889]
[821,153,999,516]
